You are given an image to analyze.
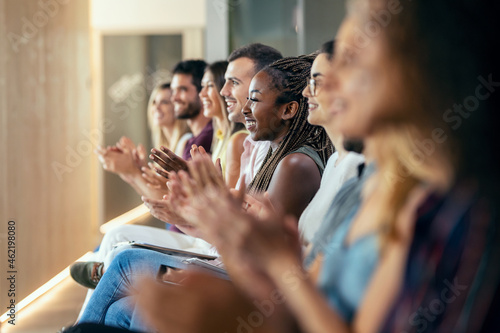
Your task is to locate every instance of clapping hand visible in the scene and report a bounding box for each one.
[95,142,139,181]
[141,162,169,192]
[149,146,188,178]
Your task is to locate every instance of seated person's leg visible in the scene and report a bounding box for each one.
[78,248,188,325]
[64,323,139,333]
[104,296,135,330]
[97,224,204,268]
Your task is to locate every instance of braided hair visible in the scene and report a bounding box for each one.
[247,54,334,194]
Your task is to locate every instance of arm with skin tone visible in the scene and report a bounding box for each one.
[263,252,351,333]
[266,153,322,219]
[224,132,247,188]
[135,273,286,333]
[352,186,429,333]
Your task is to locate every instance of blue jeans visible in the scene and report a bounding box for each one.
[78,248,189,332]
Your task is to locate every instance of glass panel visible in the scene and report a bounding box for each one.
[229,0,345,55]
[102,34,182,221]
[229,0,299,56]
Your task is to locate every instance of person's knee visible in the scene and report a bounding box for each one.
[104,296,135,329]
[111,248,158,277]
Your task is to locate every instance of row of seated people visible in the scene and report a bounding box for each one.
[66,0,500,331]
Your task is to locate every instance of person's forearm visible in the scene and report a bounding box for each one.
[267,254,351,333]
[176,225,205,239]
[127,172,165,199]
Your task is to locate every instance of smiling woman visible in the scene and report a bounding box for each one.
[200,61,248,188]
[243,55,334,218]
[147,83,191,156]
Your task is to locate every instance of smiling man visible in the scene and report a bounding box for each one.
[220,43,282,188]
[170,60,213,160]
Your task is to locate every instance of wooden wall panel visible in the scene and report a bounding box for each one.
[0,0,98,312]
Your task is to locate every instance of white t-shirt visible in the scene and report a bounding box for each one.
[235,137,270,190]
[174,132,194,156]
[298,151,365,243]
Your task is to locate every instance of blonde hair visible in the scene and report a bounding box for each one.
[346,0,465,248]
[147,83,190,150]
[370,126,432,247]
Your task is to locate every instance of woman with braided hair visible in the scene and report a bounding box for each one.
[243,54,333,218]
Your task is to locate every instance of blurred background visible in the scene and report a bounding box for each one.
[0,0,344,328]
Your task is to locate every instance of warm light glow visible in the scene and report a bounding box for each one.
[0,252,94,324]
[99,204,150,234]
[0,206,149,323]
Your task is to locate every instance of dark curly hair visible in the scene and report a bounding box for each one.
[172,60,207,92]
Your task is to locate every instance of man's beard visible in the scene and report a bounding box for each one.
[175,101,201,120]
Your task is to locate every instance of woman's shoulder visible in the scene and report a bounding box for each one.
[277,151,322,177]
[285,145,326,175]
[227,130,248,153]
[229,129,249,142]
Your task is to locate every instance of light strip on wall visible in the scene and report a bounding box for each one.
[99,204,150,234]
[0,251,94,324]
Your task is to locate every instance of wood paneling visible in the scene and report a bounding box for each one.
[0,0,98,313]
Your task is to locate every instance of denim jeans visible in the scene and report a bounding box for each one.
[77,225,215,321]
[78,248,189,332]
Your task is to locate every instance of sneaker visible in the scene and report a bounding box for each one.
[70,261,104,289]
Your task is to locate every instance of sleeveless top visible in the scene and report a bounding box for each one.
[286,145,325,176]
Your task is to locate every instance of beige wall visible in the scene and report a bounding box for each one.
[0,0,98,311]
[91,0,206,32]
